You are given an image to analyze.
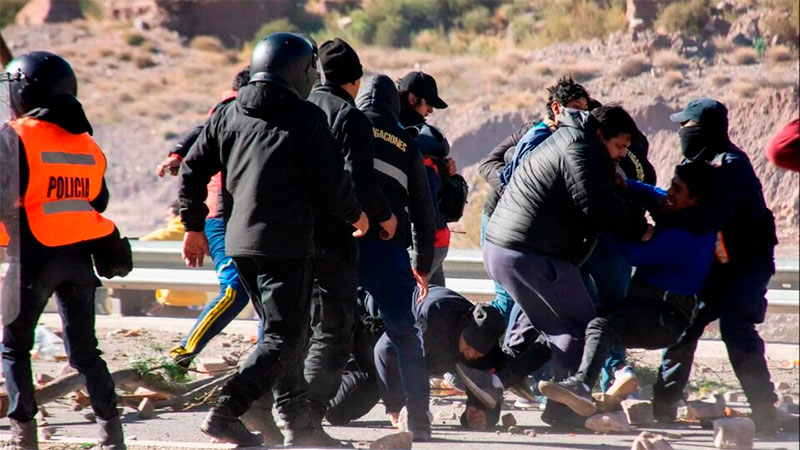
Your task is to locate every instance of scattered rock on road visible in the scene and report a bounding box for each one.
[507,425,523,434]
[585,411,631,433]
[712,417,754,449]
[501,413,517,427]
[621,399,654,425]
[370,431,413,449]
[524,429,537,437]
[434,410,457,421]
[82,411,96,423]
[687,394,726,420]
[723,391,744,403]
[631,431,674,450]
[137,398,155,419]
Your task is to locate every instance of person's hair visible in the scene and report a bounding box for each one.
[587,98,603,111]
[674,161,715,200]
[546,76,590,120]
[398,89,422,108]
[232,65,251,91]
[168,200,180,217]
[591,103,639,140]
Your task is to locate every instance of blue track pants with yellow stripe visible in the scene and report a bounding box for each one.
[171,217,250,363]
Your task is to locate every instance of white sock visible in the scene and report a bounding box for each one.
[491,374,503,389]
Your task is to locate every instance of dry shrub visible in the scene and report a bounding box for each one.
[527,62,554,76]
[711,73,731,87]
[653,51,688,70]
[118,93,135,103]
[655,0,709,37]
[616,55,651,77]
[494,49,529,74]
[730,47,758,65]
[124,32,146,47]
[712,35,733,54]
[761,11,799,45]
[559,63,602,82]
[133,54,156,69]
[766,45,795,65]
[98,47,115,58]
[731,80,755,98]
[663,70,683,87]
[190,35,224,53]
[118,52,132,62]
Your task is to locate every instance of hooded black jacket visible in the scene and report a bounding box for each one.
[486,111,648,265]
[307,83,392,262]
[179,82,362,259]
[355,75,434,274]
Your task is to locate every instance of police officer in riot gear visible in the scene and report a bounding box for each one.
[180,33,367,447]
[0,51,126,450]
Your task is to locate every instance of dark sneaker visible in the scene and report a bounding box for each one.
[97,416,127,450]
[5,418,38,450]
[653,401,677,423]
[540,401,586,429]
[409,412,432,442]
[201,406,262,446]
[508,379,538,404]
[538,378,597,417]
[410,427,432,442]
[285,427,351,448]
[169,346,193,369]
[240,395,283,445]
[455,362,504,409]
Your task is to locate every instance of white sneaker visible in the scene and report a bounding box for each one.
[513,397,538,409]
[606,366,638,400]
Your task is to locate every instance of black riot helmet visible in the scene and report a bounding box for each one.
[3,51,77,118]
[249,32,319,100]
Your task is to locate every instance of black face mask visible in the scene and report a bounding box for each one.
[679,125,710,161]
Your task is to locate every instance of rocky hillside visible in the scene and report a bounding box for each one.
[2,8,798,256]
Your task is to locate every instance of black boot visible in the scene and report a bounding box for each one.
[4,418,38,450]
[284,413,350,448]
[201,405,262,446]
[97,415,126,450]
[240,394,284,445]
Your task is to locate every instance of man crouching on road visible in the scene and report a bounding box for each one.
[179,33,368,447]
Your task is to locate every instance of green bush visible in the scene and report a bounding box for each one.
[124,32,146,47]
[0,0,29,28]
[761,10,799,46]
[80,0,104,21]
[461,6,494,34]
[656,0,709,37]
[373,15,410,47]
[250,18,299,47]
[510,0,626,48]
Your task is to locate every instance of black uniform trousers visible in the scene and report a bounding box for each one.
[1,250,118,422]
[218,256,313,425]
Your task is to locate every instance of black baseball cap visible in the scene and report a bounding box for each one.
[462,304,505,355]
[670,98,728,129]
[397,71,448,109]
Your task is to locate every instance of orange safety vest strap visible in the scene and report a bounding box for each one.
[10,117,116,247]
[0,222,8,247]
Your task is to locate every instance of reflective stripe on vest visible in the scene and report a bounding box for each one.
[714,230,730,264]
[627,152,645,182]
[374,158,408,192]
[9,117,115,247]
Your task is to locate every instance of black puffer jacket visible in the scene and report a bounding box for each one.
[179,82,361,259]
[486,111,648,265]
[308,83,393,262]
[478,121,535,216]
[355,75,434,274]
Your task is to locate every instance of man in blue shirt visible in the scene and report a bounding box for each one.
[538,161,716,418]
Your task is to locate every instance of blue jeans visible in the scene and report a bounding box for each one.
[172,218,250,362]
[581,232,631,391]
[480,213,514,322]
[358,240,429,429]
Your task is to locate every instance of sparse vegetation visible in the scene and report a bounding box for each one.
[79,0,104,21]
[663,70,684,87]
[656,0,710,37]
[124,32,146,47]
[712,35,734,54]
[731,47,759,65]
[0,0,28,28]
[560,63,602,82]
[510,0,627,48]
[766,45,794,65]
[133,53,156,69]
[731,79,755,98]
[616,55,651,77]
[761,10,799,46]
[190,35,224,53]
[711,73,731,87]
[653,51,688,70]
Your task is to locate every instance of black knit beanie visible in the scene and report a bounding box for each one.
[319,38,363,85]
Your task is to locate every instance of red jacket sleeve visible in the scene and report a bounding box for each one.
[765,118,799,172]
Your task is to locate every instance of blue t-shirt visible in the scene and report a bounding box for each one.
[619,181,716,295]
[499,121,553,187]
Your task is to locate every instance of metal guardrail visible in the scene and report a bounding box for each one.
[102,241,800,314]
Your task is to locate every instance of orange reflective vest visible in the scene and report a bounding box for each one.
[0,222,8,246]
[8,117,115,247]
